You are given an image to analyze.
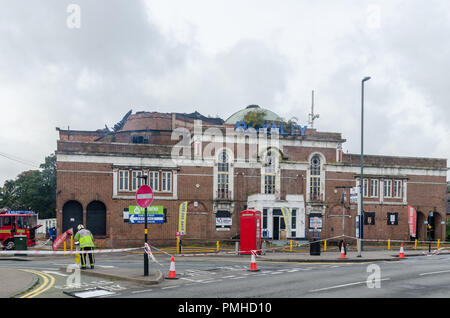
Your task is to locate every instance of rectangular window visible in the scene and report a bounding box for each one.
[393,180,402,198]
[262,209,268,230]
[264,175,276,194]
[364,212,376,225]
[119,170,129,191]
[148,171,159,191]
[384,179,392,198]
[310,176,321,200]
[291,209,296,230]
[161,171,172,192]
[0,217,2,227]
[387,212,398,225]
[132,171,143,191]
[132,135,149,144]
[363,179,369,197]
[3,216,11,226]
[370,179,378,197]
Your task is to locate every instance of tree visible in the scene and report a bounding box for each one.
[243,110,267,128]
[0,153,56,219]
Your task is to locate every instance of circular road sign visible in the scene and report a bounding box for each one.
[136,185,154,208]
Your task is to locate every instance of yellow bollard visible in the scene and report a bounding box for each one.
[388,239,390,250]
[70,235,73,252]
[324,240,327,252]
[437,239,440,249]
[290,240,293,252]
[356,239,359,250]
[64,240,67,256]
[414,239,418,249]
[176,237,180,254]
[216,240,220,253]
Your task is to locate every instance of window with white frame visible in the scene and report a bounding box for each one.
[161,171,172,192]
[310,155,321,200]
[264,175,276,194]
[148,171,159,191]
[119,170,129,191]
[384,179,392,198]
[370,179,379,197]
[263,151,276,194]
[217,150,230,199]
[363,179,369,197]
[393,180,402,198]
[132,171,143,191]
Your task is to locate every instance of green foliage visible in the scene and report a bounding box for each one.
[243,110,267,128]
[0,153,56,219]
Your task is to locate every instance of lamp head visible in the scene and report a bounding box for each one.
[363,76,371,82]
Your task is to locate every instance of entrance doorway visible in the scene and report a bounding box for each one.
[272,209,285,240]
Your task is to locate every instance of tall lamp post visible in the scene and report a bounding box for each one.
[358,76,371,257]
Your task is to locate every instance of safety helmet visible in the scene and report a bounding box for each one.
[77,224,84,231]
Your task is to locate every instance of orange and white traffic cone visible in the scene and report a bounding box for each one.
[248,252,260,272]
[339,243,346,259]
[166,256,178,279]
[398,243,405,259]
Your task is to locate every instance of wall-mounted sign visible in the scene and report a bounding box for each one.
[128,205,164,224]
[308,214,322,232]
[235,121,308,136]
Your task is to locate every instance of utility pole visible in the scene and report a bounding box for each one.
[359,76,371,257]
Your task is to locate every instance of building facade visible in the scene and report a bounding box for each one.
[55,106,448,247]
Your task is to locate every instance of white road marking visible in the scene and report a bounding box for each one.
[42,271,69,277]
[309,278,390,293]
[162,286,177,290]
[132,289,153,294]
[419,270,450,276]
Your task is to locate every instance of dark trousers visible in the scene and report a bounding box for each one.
[80,247,95,268]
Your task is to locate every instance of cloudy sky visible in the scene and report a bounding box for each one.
[0,0,449,185]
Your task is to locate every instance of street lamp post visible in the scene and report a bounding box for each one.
[359,76,371,257]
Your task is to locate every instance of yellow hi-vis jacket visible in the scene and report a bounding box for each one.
[74,229,95,248]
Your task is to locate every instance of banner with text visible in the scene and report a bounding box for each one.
[178,201,188,235]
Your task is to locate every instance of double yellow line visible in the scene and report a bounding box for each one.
[18,269,55,298]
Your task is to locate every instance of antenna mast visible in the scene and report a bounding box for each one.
[308,90,320,128]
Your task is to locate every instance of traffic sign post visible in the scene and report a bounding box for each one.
[136,184,153,276]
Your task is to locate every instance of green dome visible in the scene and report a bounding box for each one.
[224,105,284,125]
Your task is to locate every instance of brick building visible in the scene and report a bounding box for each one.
[55,106,448,247]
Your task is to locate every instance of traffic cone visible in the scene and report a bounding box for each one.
[248,252,260,272]
[339,243,346,259]
[166,256,178,279]
[398,244,405,259]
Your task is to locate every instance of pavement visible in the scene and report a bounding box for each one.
[2,247,443,298]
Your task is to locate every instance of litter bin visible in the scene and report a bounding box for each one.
[14,235,27,250]
[309,239,321,256]
[14,235,28,257]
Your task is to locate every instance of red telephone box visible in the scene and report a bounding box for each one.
[240,209,262,255]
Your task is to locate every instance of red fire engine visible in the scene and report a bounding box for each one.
[0,210,41,250]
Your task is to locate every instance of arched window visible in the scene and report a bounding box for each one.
[62,200,83,233]
[310,154,321,201]
[86,201,106,236]
[217,150,230,199]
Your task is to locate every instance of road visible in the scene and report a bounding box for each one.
[1,253,450,298]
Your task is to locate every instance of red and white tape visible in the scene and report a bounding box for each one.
[0,247,140,256]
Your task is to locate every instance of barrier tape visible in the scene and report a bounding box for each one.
[0,247,140,256]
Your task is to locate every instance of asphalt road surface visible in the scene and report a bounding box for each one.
[2,253,450,298]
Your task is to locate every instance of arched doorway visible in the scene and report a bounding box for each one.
[86,201,107,236]
[416,211,425,240]
[62,201,83,233]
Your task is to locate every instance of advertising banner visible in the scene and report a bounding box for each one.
[408,205,417,238]
[178,201,188,235]
[280,207,292,233]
